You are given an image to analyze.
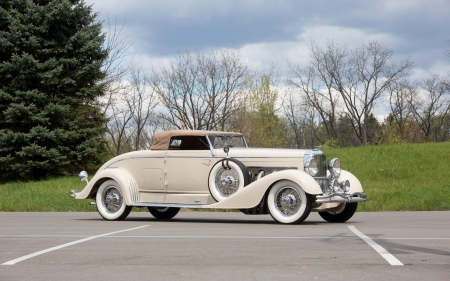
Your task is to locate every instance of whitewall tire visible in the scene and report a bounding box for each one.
[96,179,132,221]
[208,158,249,201]
[267,180,312,224]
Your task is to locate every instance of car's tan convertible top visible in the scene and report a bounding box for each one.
[150,130,243,150]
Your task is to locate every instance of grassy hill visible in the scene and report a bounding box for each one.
[322,142,450,211]
[1,142,449,212]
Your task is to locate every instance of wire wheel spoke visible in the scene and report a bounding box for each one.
[215,168,239,196]
[275,187,301,216]
[103,186,123,213]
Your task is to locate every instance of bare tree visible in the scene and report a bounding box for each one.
[288,40,413,146]
[409,74,450,141]
[152,49,248,130]
[105,88,135,156]
[282,87,322,148]
[334,41,413,145]
[91,17,140,155]
[97,16,134,114]
[104,67,159,155]
[127,67,159,150]
[387,79,417,141]
[288,40,345,146]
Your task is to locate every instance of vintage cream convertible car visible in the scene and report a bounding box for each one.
[71,130,366,224]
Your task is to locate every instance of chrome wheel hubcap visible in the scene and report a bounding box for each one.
[215,169,239,197]
[275,186,301,216]
[102,186,123,213]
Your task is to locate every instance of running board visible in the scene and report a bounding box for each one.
[129,202,205,209]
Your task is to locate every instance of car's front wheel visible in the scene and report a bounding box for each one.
[267,180,312,224]
[147,207,180,220]
[318,202,358,223]
[96,179,132,221]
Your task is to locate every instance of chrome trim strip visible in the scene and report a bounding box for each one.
[218,156,304,159]
[165,156,214,159]
[111,155,304,161]
[129,180,139,203]
[247,166,298,169]
[129,203,204,209]
[107,156,166,168]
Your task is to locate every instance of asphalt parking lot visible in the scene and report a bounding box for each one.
[1,211,449,280]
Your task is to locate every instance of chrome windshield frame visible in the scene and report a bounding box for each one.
[206,134,248,156]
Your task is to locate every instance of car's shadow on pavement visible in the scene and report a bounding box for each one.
[76,212,363,226]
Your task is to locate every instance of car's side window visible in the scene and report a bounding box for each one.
[169,136,210,150]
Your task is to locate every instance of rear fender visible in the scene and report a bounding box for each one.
[74,168,139,205]
[204,169,321,209]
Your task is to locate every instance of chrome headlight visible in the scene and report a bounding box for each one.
[305,158,318,176]
[329,158,341,178]
[340,180,350,192]
[331,179,340,192]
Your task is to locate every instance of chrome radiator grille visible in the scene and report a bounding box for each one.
[312,153,327,178]
[304,150,327,178]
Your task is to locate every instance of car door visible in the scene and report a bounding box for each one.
[164,150,212,193]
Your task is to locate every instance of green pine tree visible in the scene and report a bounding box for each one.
[0,0,107,181]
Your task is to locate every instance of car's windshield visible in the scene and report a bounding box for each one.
[207,135,247,149]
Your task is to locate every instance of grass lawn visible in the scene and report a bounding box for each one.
[0,177,96,212]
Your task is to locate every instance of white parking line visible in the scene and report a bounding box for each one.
[1,225,150,266]
[348,226,403,266]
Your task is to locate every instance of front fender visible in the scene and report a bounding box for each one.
[204,169,322,209]
[339,170,363,193]
[74,168,139,205]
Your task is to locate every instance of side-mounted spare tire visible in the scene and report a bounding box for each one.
[208,158,250,201]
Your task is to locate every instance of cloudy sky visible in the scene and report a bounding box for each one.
[83,0,450,90]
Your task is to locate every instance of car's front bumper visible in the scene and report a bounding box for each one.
[315,192,366,203]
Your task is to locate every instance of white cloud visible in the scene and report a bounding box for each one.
[300,25,403,50]
[87,0,449,86]
[238,40,309,72]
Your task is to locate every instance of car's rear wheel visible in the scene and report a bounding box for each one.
[318,202,358,223]
[147,207,180,220]
[208,158,250,201]
[96,179,131,221]
[267,180,312,224]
